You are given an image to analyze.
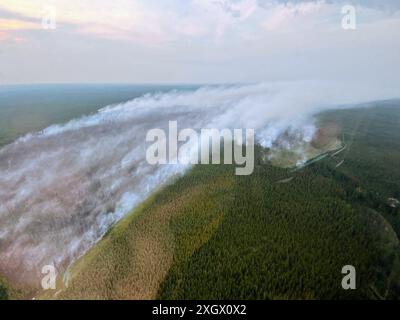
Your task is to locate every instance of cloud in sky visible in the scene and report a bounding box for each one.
[1,0,399,42]
[0,0,399,84]
[271,0,400,10]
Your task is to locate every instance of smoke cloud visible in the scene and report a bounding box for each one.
[0,81,398,286]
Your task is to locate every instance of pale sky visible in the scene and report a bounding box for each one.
[0,0,399,85]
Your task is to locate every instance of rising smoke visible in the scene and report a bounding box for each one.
[0,81,398,286]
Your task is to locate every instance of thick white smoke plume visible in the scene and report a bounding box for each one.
[0,81,398,286]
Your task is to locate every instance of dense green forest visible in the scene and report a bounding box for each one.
[318,102,400,237]
[3,102,400,300]
[157,153,400,299]
[45,102,400,300]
